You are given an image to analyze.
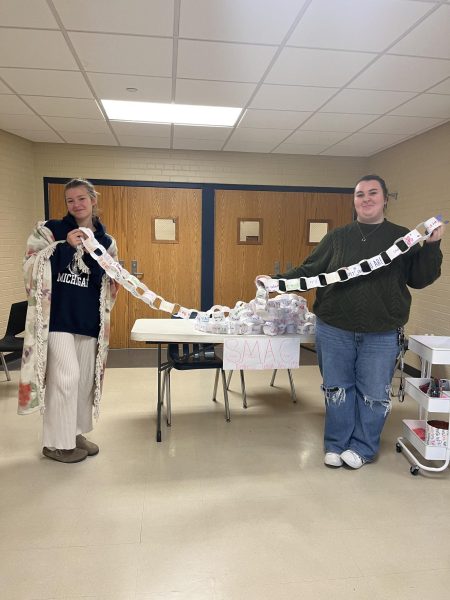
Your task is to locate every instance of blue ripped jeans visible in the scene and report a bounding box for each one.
[316,318,399,462]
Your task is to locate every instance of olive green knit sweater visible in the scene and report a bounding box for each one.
[277,220,442,333]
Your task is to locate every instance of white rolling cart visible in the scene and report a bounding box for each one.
[396,335,450,476]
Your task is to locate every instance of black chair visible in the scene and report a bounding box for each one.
[161,317,230,426]
[0,301,28,381]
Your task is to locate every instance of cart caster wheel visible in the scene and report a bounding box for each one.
[410,466,420,476]
[396,442,402,453]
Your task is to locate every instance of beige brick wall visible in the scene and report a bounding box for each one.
[0,130,36,336]
[369,121,450,376]
[32,143,367,202]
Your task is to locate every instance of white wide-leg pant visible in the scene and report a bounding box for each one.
[42,332,97,450]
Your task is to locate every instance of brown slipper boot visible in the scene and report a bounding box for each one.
[76,434,99,456]
[42,447,88,463]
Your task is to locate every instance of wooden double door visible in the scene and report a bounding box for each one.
[48,184,202,348]
[48,184,353,348]
[214,190,354,310]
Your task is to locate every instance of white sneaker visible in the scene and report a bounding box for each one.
[324,452,343,468]
[341,449,365,469]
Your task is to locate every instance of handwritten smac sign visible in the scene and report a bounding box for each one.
[223,337,300,370]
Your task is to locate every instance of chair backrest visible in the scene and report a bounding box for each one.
[168,312,198,360]
[168,312,218,364]
[4,301,28,338]
[169,342,201,362]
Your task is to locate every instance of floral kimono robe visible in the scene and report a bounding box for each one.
[18,221,119,417]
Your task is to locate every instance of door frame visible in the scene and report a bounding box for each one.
[44,177,354,311]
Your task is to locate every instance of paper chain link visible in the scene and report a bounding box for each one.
[79,215,445,322]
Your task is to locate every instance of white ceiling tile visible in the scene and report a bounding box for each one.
[6,129,64,143]
[251,85,338,111]
[53,0,174,36]
[224,140,279,152]
[361,115,444,134]
[323,89,416,114]
[172,138,224,151]
[111,122,171,137]
[0,68,93,98]
[390,93,450,117]
[61,132,118,146]
[0,0,59,28]
[0,0,447,157]
[0,114,51,130]
[288,0,430,52]
[117,135,170,149]
[179,0,301,44]
[349,55,450,92]
[0,30,78,70]
[390,5,450,59]
[175,79,255,107]
[0,95,33,115]
[229,127,292,145]
[321,132,409,156]
[239,109,312,129]
[173,125,230,141]
[319,146,369,156]
[177,40,276,82]
[287,130,349,145]
[69,33,172,77]
[88,73,172,102]
[22,96,103,118]
[274,142,329,155]
[300,112,377,132]
[267,47,376,87]
[45,116,109,133]
[427,78,450,94]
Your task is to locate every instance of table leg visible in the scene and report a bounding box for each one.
[156,342,162,442]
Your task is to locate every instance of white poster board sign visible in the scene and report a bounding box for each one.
[223,337,300,370]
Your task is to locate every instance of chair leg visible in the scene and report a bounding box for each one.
[287,369,297,403]
[165,371,172,426]
[212,368,220,401]
[270,369,277,386]
[226,370,233,389]
[161,371,166,407]
[221,369,231,422]
[240,370,247,409]
[1,353,11,382]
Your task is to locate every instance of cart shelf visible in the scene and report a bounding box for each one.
[404,378,450,412]
[402,419,448,461]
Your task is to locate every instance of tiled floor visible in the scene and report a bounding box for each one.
[1,358,450,600]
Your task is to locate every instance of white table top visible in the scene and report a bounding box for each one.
[131,318,316,344]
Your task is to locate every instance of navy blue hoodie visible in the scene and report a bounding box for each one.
[45,214,113,338]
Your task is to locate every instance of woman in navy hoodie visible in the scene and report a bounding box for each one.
[20,179,119,463]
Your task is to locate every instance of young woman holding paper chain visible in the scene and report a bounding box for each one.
[19,179,119,463]
[275,175,445,469]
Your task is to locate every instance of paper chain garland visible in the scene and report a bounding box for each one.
[253,215,446,314]
[79,215,445,331]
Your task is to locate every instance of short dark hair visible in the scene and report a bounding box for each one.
[355,174,388,200]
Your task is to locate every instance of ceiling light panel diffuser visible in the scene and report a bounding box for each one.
[101,99,241,127]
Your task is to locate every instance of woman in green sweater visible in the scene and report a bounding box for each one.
[278,175,445,469]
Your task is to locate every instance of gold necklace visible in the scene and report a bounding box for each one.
[356,220,384,242]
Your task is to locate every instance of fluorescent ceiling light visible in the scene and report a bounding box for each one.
[101,99,241,127]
